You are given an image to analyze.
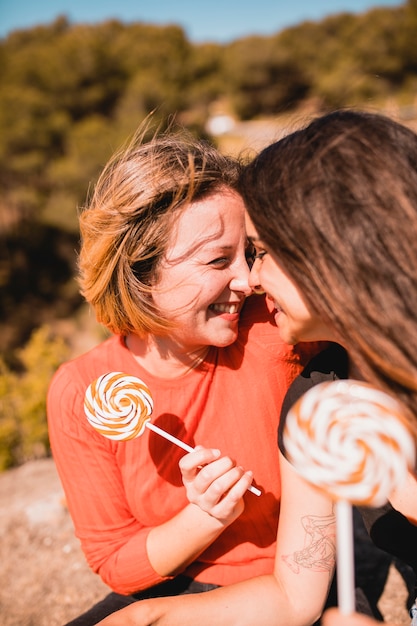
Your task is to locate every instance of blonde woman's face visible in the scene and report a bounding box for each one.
[245,213,337,345]
[151,189,252,351]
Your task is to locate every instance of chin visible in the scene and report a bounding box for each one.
[277,328,299,346]
[283,337,298,346]
[212,331,239,348]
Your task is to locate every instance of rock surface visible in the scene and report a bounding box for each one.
[0,459,108,625]
[0,458,412,625]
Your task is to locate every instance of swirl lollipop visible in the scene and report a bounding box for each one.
[283,379,415,614]
[85,371,261,496]
[85,371,197,450]
[85,372,153,440]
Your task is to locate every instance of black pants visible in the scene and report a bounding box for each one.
[65,575,219,625]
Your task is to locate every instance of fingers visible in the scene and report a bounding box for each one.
[206,470,253,520]
[322,608,383,626]
[180,447,245,498]
[195,459,245,499]
[179,445,222,479]
[179,446,255,524]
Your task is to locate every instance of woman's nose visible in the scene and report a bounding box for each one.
[248,262,264,294]
[229,260,252,295]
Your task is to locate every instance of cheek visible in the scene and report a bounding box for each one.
[154,264,191,294]
[153,269,211,317]
[259,265,285,297]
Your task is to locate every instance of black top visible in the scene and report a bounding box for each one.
[278,342,348,454]
[278,342,417,577]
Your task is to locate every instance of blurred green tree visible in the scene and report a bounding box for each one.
[223,36,310,118]
[0,326,69,471]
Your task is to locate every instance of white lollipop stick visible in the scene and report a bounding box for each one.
[145,422,194,453]
[146,422,261,496]
[85,372,261,496]
[336,500,355,614]
[283,380,415,615]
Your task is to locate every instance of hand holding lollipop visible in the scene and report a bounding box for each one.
[84,371,261,496]
[283,380,416,614]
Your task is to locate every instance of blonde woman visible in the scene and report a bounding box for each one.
[48,129,317,625]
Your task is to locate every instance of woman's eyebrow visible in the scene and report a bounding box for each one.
[205,243,234,251]
[247,235,262,245]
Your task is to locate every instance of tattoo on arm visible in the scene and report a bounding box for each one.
[282,513,336,574]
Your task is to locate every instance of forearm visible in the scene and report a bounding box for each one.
[52,431,245,591]
[169,576,316,626]
[147,446,254,577]
[98,574,321,626]
[146,502,228,576]
[99,454,335,621]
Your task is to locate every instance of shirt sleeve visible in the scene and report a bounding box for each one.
[47,364,171,595]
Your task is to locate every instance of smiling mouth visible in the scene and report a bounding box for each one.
[265,293,283,313]
[209,303,240,314]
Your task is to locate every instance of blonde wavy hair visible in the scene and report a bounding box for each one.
[78,127,242,336]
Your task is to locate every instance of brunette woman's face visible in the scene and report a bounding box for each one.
[151,189,252,352]
[245,213,337,345]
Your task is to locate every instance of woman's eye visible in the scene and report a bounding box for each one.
[246,245,268,268]
[209,257,230,267]
[255,250,268,261]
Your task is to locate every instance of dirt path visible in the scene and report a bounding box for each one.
[0,458,412,625]
[0,459,108,625]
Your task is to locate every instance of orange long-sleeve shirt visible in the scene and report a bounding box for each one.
[47,294,316,595]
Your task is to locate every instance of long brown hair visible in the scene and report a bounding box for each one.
[239,109,417,428]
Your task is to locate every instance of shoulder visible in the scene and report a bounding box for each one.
[47,335,126,442]
[278,343,348,452]
[48,334,123,402]
[282,342,348,409]
[300,342,349,382]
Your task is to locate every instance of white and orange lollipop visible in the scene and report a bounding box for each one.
[85,372,153,440]
[84,371,195,449]
[283,380,415,613]
[84,371,261,496]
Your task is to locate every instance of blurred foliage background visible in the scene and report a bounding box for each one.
[1,0,417,470]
